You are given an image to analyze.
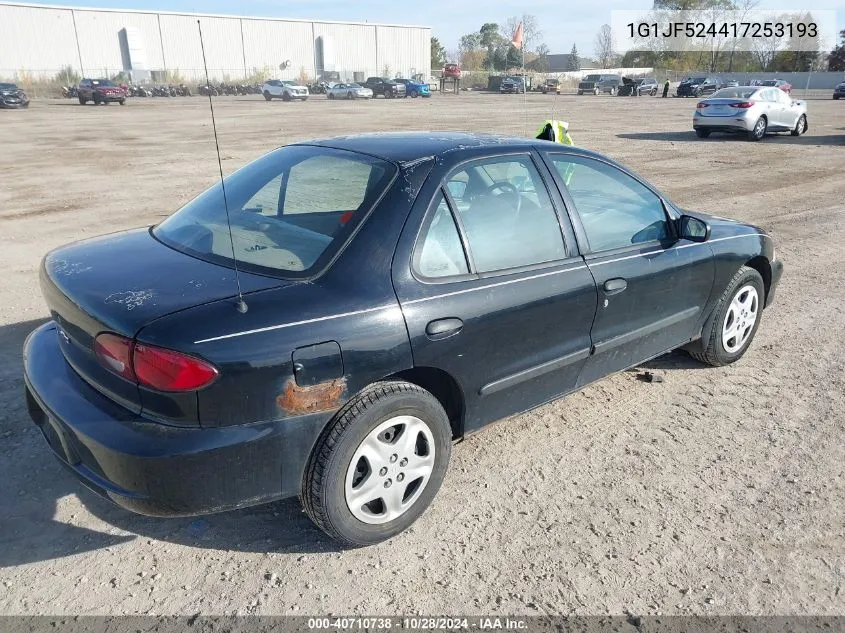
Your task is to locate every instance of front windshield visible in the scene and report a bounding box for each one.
[690,77,706,84]
[154,146,396,278]
[712,88,758,99]
[584,75,601,81]
[348,83,362,88]
[0,83,17,90]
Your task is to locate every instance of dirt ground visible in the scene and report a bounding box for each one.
[1,92,844,617]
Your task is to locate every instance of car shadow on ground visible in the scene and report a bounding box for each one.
[0,318,340,568]
[617,131,845,145]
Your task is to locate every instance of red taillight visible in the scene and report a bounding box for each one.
[94,333,218,391]
[697,102,709,108]
[134,344,218,391]
[730,102,754,108]
[94,333,135,381]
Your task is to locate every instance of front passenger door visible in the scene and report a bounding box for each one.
[544,153,715,386]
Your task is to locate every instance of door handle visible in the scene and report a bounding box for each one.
[603,278,628,294]
[425,317,463,340]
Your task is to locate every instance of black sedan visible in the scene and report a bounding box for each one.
[24,133,782,545]
[0,82,30,108]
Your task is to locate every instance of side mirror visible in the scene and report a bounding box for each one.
[678,215,711,242]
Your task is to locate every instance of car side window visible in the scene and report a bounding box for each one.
[550,155,670,252]
[444,156,566,273]
[415,192,470,279]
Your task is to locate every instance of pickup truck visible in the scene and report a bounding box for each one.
[363,77,406,99]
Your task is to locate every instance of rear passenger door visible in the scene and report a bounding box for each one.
[542,152,715,386]
[392,152,598,432]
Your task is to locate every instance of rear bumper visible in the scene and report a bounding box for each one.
[24,322,332,517]
[693,112,754,132]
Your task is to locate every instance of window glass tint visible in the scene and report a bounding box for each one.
[551,156,669,252]
[415,193,469,278]
[445,156,565,272]
[154,146,394,278]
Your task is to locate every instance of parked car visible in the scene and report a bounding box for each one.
[363,77,406,98]
[499,76,526,94]
[77,78,126,105]
[834,81,845,100]
[442,63,461,79]
[693,86,808,140]
[577,74,622,95]
[538,79,560,94]
[24,131,782,546]
[326,82,373,100]
[676,76,725,97]
[722,79,739,88]
[759,79,792,94]
[0,82,29,108]
[261,79,309,101]
[618,77,658,96]
[394,78,430,98]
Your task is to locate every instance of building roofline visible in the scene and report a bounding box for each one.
[0,1,431,30]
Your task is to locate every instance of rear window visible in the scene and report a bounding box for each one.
[712,88,758,99]
[154,146,396,278]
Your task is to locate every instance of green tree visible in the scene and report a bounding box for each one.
[480,22,505,71]
[568,44,581,70]
[431,37,447,69]
[830,29,845,71]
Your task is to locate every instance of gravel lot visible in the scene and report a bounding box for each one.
[1,92,844,617]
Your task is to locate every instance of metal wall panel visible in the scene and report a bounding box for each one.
[159,14,245,80]
[313,22,377,81]
[73,9,163,76]
[376,26,430,79]
[0,4,78,77]
[241,19,315,81]
[0,3,430,82]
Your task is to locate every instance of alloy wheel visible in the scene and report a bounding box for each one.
[722,285,759,354]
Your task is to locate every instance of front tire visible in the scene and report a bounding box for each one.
[263,91,272,101]
[282,92,292,102]
[748,116,767,141]
[688,266,765,367]
[302,380,452,546]
[328,93,335,100]
[78,96,86,105]
[791,114,807,136]
[594,87,600,96]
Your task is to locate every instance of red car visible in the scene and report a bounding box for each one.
[77,78,126,105]
[760,79,792,94]
[442,63,461,79]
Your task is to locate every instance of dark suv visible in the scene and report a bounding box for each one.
[363,77,406,99]
[578,74,622,95]
[78,78,126,105]
[618,77,658,96]
[676,76,724,97]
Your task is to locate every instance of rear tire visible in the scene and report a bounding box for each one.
[695,128,711,138]
[328,93,335,100]
[594,87,600,96]
[748,116,767,141]
[791,114,807,136]
[302,380,452,546]
[78,96,86,105]
[609,87,617,96]
[119,99,125,105]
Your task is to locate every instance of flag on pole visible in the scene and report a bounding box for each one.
[511,22,524,49]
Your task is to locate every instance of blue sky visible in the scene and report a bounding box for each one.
[28,0,845,59]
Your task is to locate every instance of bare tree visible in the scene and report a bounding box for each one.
[594,24,616,68]
[504,14,542,51]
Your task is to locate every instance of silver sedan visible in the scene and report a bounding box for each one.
[326,83,373,100]
[693,86,808,141]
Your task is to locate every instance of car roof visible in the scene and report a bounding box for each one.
[298,132,601,165]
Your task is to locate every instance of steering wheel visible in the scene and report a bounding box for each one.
[481,181,522,213]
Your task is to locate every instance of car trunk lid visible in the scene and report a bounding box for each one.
[41,227,287,418]
[698,98,751,116]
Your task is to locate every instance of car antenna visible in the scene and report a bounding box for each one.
[197,19,248,314]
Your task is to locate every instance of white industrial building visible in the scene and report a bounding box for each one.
[0,2,431,83]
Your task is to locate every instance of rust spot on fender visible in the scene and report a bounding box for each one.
[276,377,346,415]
